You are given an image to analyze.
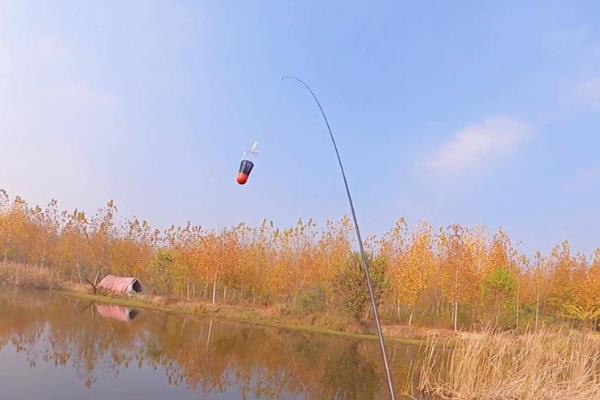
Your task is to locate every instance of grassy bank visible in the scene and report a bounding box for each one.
[0,263,428,342]
[58,289,391,341]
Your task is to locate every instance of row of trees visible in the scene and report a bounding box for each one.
[1,190,599,330]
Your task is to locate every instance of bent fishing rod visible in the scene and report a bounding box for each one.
[282,76,396,400]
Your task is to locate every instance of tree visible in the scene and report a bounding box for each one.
[394,224,433,326]
[148,250,175,295]
[332,252,388,321]
[530,252,551,330]
[482,267,517,327]
[439,225,479,331]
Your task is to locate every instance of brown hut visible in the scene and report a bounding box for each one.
[97,275,143,295]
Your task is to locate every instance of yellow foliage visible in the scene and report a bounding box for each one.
[1,191,599,329]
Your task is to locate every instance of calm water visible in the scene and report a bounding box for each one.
[0,289,424,399]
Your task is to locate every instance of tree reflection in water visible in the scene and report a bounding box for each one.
[0,289,426,399]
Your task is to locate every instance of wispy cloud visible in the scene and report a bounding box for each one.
[423,116,533,175]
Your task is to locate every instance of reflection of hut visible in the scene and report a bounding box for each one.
[96,304,140,322]
[97,275,143,295]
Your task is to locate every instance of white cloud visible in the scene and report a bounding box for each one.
[424,116,533,175]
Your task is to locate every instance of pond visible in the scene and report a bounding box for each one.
[0,289,426,399]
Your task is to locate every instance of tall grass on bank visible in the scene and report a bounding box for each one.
[418,328,600,400]
[0,263,62,290]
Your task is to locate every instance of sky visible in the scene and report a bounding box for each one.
[1,1,600,255]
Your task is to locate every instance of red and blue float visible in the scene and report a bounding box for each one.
[236,142,258,185]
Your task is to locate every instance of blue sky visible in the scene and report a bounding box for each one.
[1,1,600,255]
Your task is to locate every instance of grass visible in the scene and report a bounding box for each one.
[0,263,62,290]
[418,328,600,400]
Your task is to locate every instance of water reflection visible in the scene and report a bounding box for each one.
[0,289,425,399]
[95,304,140,322]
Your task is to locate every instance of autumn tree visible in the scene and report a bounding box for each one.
[393,223,434,326]
[332,252,388,321]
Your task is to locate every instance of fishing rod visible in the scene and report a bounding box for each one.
[282,76,396,400]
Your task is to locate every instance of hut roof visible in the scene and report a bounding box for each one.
[98,275,142,294]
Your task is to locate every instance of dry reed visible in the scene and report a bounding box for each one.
[418,329,600,400]
[0,263,62,290]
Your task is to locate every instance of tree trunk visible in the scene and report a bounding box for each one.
[495,300,500,329]
[454,257,459,332]
[212,275,217,305]
[223,286,228,303]
[85,270,100,294]
[77,263,83,285]
[408,308,414,327]
[186,278,190,301]
[206,319,213,348]
[515,291,520,332]
[535,293,540,330]
[453,300,458,332]
[41,244,46,268]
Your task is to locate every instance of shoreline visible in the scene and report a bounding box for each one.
[56,287,428,344]
[0,263,451,344]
